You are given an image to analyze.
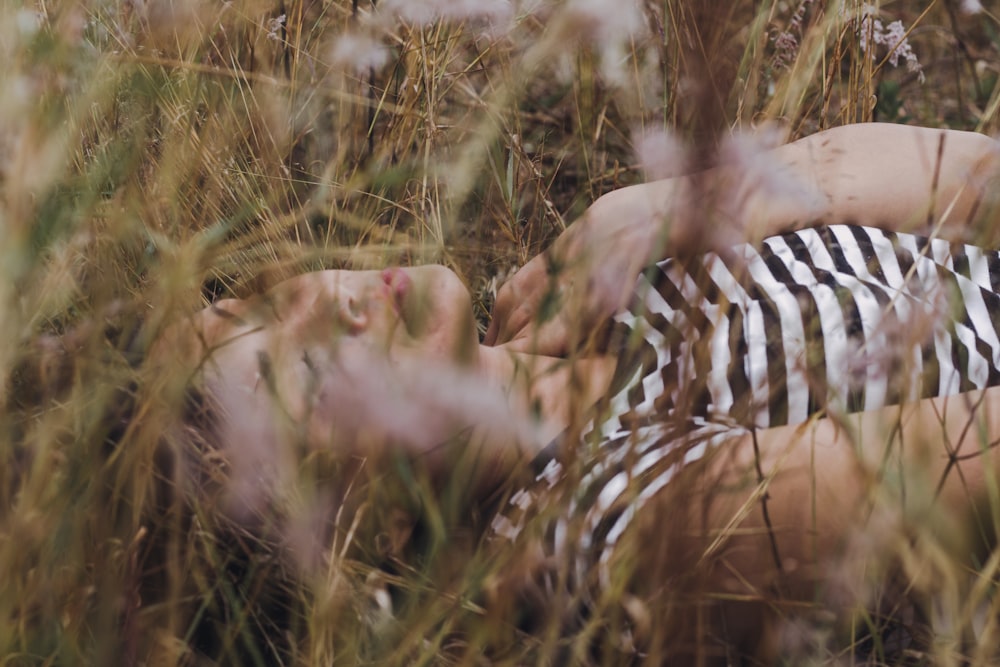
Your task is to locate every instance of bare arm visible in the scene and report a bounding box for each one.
[714,123,995,238]
[487,124,1000,355]
[585,124,999,255]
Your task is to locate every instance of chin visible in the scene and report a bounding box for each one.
[401,265,479,359]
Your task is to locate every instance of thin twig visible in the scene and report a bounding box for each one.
[751,427,784,575]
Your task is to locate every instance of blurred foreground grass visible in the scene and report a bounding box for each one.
[3,0,1000,664]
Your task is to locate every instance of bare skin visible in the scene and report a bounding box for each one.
[479,123,1000,660]
[181,128,998,496]
[179,123,1000,660]
[615,384,1000,662]
[487,123,1000,356]
[176,265,616,506]
[180,123,1000,524]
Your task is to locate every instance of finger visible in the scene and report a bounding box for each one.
[488,279,545,346]
[490,301,531,347]
[503,281,566,347]
[484,314,500,345]
[485,285,522,346]
[487,251,567,347]
[485,275,521,345]
[497,316,570,357]
[497,331,558,356]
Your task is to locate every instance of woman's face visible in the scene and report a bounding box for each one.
[195,265,480,375]
[187,266,487,484]
[172,266,548,519]
[256,265,480,362]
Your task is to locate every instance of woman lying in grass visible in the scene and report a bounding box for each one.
[173,122,1000,662]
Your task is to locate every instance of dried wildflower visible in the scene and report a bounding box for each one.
[632,126,687,181]
[771,0,817,69]
[266,13,285,42]
[307,349,546,458]
[563,0,646,84]
[960,0,984,14]
[564,0,643,46]
[376,0,513,29]
[772,31,799,69]
[712,125,824,245]
[330,32,391,74]
[15,8,42,37]
[647,126,825,259]
[216,341,546,523]
[857,11,925,83]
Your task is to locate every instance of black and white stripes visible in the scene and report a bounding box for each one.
[610,223,1000,436]
[491,224,1000,595]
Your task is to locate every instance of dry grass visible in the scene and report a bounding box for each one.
[3,0,1000,664]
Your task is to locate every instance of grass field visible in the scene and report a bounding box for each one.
[4,0,1000,664]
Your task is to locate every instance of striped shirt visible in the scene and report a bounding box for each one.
[490,224,1000,602]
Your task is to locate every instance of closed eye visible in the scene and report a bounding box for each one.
[210,304,249,327]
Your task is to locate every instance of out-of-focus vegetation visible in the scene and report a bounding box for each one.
[3,0,1000,664]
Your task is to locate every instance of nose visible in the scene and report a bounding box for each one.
[337,295,368,333]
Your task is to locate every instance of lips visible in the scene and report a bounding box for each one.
[381,268,412,318]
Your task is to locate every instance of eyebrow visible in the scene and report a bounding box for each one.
[210,303,250,327]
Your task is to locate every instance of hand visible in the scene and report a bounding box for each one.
[485,185,674,356]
